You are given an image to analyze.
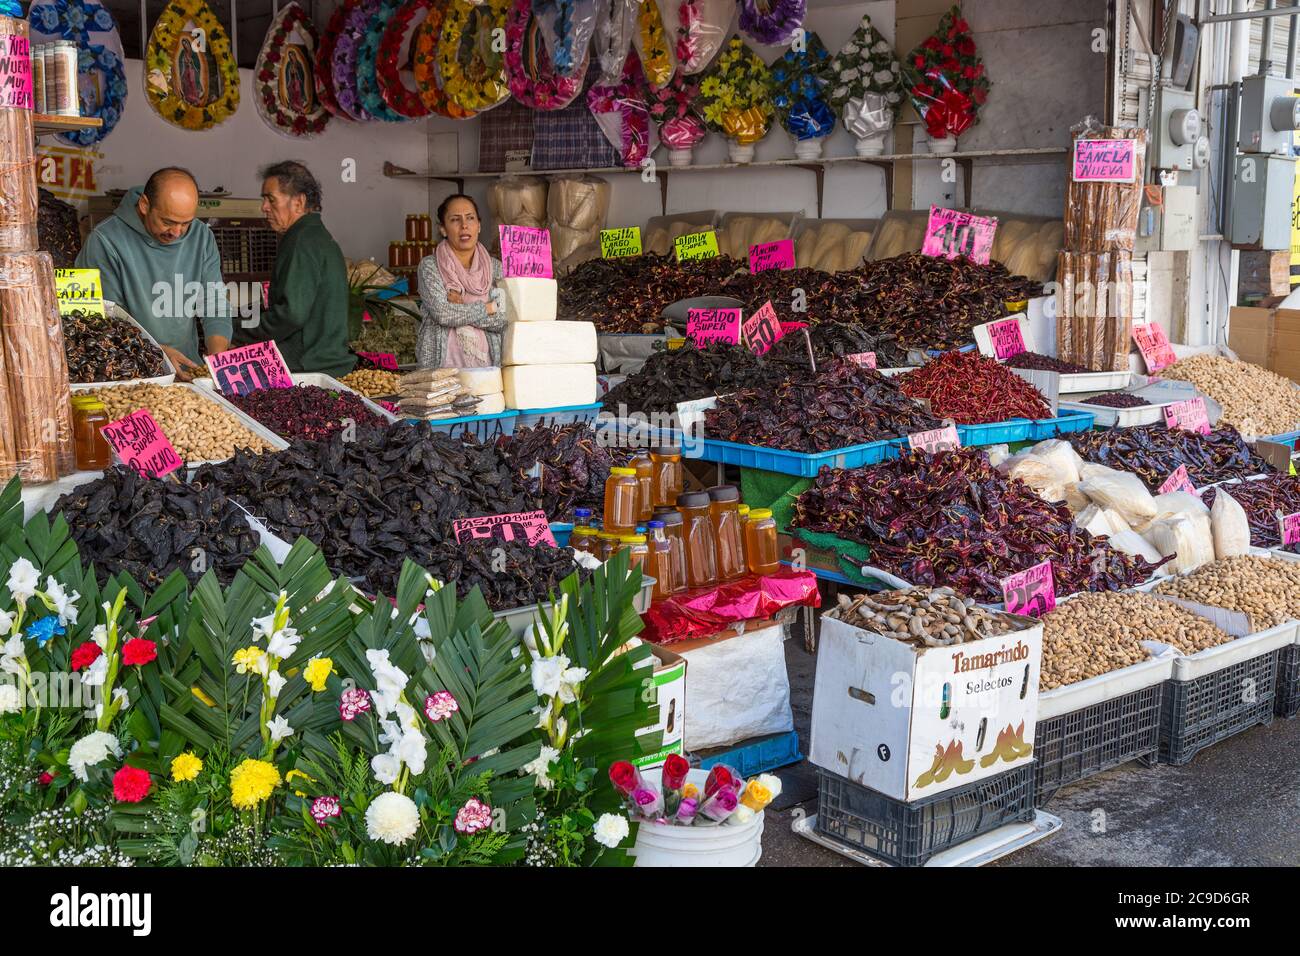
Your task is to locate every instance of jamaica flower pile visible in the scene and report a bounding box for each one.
[827,13,903,138]
[696,36,774,146]
[902,5,990,142]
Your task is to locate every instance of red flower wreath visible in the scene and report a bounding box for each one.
[377,0,434,117]
[257,2,331,136]
[504,0,587,110]
[315,1,349,119]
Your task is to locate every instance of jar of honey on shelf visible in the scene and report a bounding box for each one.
[72,395,112,470]
[652,507,688,595]
[745,508,779,575]
[708,485,746,581]
[604,467,639,535]
[676,491,717,588]
[650,446,683,508]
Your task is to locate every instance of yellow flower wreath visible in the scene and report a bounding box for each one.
[435,0,511,113]
[144,0,240,130]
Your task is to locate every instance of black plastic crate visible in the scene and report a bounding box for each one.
[1034,684,1162,805]
[1159,650,1280,765]
[1276,644,1300,719]
[815,763,1036,867]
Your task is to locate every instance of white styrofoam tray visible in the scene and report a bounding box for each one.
[1059,397,1175,428]
[1171,621,1298,681]
[1056,370,1133,394]
[70,301,176,388]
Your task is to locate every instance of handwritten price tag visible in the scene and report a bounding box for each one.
[742,301,784,355]
[674,231,719,261]
[987,318,1027,360]
[1001,559,1056,617]
[1133,322,1177,373]
[101,410,183,478]
[1159,465,1197,496]
[498,225,553,278]
[0,33,33,110]
[921,206,998,265]
[847,352,877,369]
[908,424,960,455]
[1280,512,1300,547]
[452,510,557,547]
[1073,139,1137,183]
[205,341,294,396]
[356,351,398,371]
[600,227,642,258]
[1163,398,1211,436]
[686,308,741,346]
[748,239,795,274]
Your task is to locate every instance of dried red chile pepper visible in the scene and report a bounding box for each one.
[1069,425,1274,492]
[791,448,1168,600]
[228,384,388,442]
[1201,475,1300,553]
[898,350,1051,424]
[1003,351,1094,374]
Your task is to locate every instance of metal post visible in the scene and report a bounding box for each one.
[1203,3,1300,24]
[230,0,237,66]
[1288,11,1298,77]
[1263,0,1276,74]
[139,0,147,60]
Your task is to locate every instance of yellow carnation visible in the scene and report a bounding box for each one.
[232,646,265,675]
[304,656,334,693]
[192,685,216,707]
[171,752,203,782]
[230,758,281,809]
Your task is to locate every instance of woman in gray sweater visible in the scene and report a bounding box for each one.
[415,194,507,368]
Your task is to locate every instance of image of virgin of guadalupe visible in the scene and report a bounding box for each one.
[174,29,223,106]
[281,43,316,113]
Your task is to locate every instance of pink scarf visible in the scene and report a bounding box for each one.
[434,240,493,368]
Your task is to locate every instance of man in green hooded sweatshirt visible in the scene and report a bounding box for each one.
[234,160,354,378]
[75,167,231,380]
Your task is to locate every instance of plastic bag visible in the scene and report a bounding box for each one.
[1107,530,1167,570]
[771,32,836,142]
[488,176,548,231]
[1148,514,1215,575]
[1064,116,1147,252]
[999,438,1085,503]
[673,0,731,74]
[1077,463,1158,524]
[1077,505,1132,539]
[587,52,657,167]
[1210,488,1252,560]
[647,71,706,149]
[632,0,677,88]
[592,0,637,81]
[901,9,989,142]
[532,0,600,78]
[1152,490,1210,519]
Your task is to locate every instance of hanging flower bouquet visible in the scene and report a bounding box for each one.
[674,0,730,75]
[632,0,676,88]
[738,0,804,46]
[532,0,599,78]
[588,50,657,167]
[593,0,637,81]
[648,69,705,164]
[697,36,773,162]
[770,31,835,158]
[827,13,902,155]
[902,5,990,151]
[436,0,512,113]
[506,0,588,109]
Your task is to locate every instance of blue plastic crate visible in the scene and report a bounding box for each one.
[1264,429,1300,448]
[409,410,518,442]
[1028,409,1096,441]
[513,402,604,430]
[957,419,1034,447]
[695,730,803,778]
[695,437,900,478]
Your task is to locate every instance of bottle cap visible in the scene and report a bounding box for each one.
[652,446,682,457]
[574,507,592,519]
[652,508,683,525]
[620,535,647,544]
[749,508,773,520]
[647,520,665,529]
[707,484,740,502]
[677,491,711,508]
[610,467,636,476]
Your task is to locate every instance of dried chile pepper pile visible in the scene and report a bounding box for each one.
[63,310,168,383]
[558,254,744,331]
[1201,476,1300,553]
[1003,351,1094,374]
[898,350,1051,424]
[191,423,582,607]
[791,448,1168,600]
[54,466,258,587]
[1083,392,1151,408]
[601,342,768,416]
[705,358,941,452]
[763,322,910,369]
[1068,425,1274,492]
[496,423,628,521]
[227,384,389,442]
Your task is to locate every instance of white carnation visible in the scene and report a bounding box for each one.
[530,655,568,698]
[832,85,849,98]
[68,730,121,782]
[0,682,20,714]
[872,40,890,54]
[887,91,901,103]
[522,745,560,790]
[593,813,630,849]
[842,42,860,55]
[6,558,39,604]
[365,791,421,845]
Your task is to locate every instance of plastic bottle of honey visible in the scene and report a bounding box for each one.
[72,395,112,470]
[745,508,780,575]
[630,451,654,522]
[645,520,678,599]
[604,466,639,535]
[621,534,649,570]
[676,491,718,588]
[737,504,751,567]
[650,446,684,508]
[570,508,596,553]
[652,508,689,594]
[708,485,746,581]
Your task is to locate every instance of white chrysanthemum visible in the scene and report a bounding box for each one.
[68,731,121,782]
[593,813,630,849]
[873,70,894,85]
[531,655,568,698]
[0,682,20,714]
[365,791,420,845]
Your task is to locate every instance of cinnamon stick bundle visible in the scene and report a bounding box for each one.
[0,17,38,254]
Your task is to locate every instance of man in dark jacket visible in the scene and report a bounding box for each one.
[239,161,355,377]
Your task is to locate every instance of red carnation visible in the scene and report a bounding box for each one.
[121,638,157,667]
[112,765,152,803]
[923,37,941,51]
[70,641,102,672]
[942,44,954,57]
[974,63,985,78]
[973,87,988,105]
[958,38,976,57]
[913,54,926,69]
[38,771,54,786]
[963,66,978,80]
[954,18,970,33]
[942,58,959,71]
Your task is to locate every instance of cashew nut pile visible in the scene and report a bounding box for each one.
[1160,354,1300,437]
[828,587,1022,647]
[340,368,402,398]
[89,384,271,463]
[1040,592,1233,689]
[1153,555,1300,630]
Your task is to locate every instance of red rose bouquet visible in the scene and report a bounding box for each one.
[902,6,990,143]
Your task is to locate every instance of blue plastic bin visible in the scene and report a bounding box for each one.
[1028,409,1096,441]
[956,419,1034,446]
[695,437,900,478]
[513,403,604,430]
[409,410,518,442]
[1264,429,1300,448]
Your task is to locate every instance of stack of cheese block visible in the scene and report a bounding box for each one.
[500,277,598,409]
[398,368,482,420]
[457,366,506,415]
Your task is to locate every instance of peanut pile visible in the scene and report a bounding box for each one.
[1153,555,1300,629]
[1160,354,1300,437]
[89,384,272,463]
[340,368,402,397]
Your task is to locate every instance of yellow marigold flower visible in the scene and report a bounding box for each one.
[303,656,334,693]
[171,752,203,782]
[232,646,265,675]
[230,758,281,809]
[285,768,315,797]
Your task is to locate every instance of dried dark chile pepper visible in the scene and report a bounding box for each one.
[1069,425,1274,492]
[496,422,627,521]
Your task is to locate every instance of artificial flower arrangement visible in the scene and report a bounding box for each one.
[143,0,241,130]
[608,757,781,826]
[436,0,512,113]
[770,31,836,157]
[588,51,657,168]
[507,0,588,110]
[354,0,411,121]
[410,0,477,118]
[648,69,706,162]
[593,0,638,81]
[827,13,903,155]
[902,5,990,148]
[254,1,331,138]
[738,0,805,46]
[532,0,600,77]
[673,0,730,75]
[633,0,677,88]
[696,35,774,161]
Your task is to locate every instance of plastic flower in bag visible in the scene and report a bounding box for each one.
[695,36,773,143]
[827,13,903,132]
[771,32,836,141]
[902,5,989,137]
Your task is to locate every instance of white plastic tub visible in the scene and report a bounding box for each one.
[1171,621,1298,681]
[630,769,765,867]
[1056,370,1133,394]
[1037,653,1176,721]
[1059,397,1175,428]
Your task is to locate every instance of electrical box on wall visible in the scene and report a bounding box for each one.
[1236,74,1300,155]
[1230,154,1296,249]
[1152,87,1203,171]
[1135,184,1198,253]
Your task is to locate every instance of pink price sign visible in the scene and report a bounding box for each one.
[686,308,741,345]
[1001,559,1056,618]
[847,352,877,369]
[101,410,183,478]
[0,33,33,110]
[1159,464,1197,496]
[921,206,998,265]
[205,341,294,396]
[1073,139,1137,183]
[987,318,1027,360]
[748,239,795,274]
[1163,398,1211,436]
[452,510,557,548]
[357,351,398,371]
[908,424,960,455]
[1132,322,1177,373]
[1280,512,1300,547]
[498,225,553,278]
[742,300,784,355]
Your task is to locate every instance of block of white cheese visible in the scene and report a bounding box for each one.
[457,366,503,396]
[502,277,557,323]
[476,391,506,415]
[503,320,597,366]
[503,364,597,409]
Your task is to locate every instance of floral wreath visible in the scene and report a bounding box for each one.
[738,0,805,47]
[647,68,704,149]
[902,5,989,140]
[696,35,772,144]
[435,0,511,113]
[531,0,598,78]
[331,0,381,120]
[355,0,410,121]
[315,2,349,118]
[770,31,834,142]
[28,0,127,145]
[254,2,330,137]
[592,0,636,81]
[505,0,586,110]
[377,0,431,117]
[588,49,655,167]
[827,13,903,134]
[632,0,675,88]
[143,0,240,131]
[410,0,475,118]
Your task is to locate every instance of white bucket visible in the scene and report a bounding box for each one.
[630,769,765,867]
[794,138,825,160]
[855,133,886,156]
[668,148,694,167]
[929,135,958,154]
[727,142,756,164]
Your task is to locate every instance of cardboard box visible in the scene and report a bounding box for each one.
[631,645,686,771]
[811,615,1043,802]
[1238,251,1292,299]
[1229,306,1300,383]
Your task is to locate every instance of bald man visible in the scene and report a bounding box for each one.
[76,167,232,379]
